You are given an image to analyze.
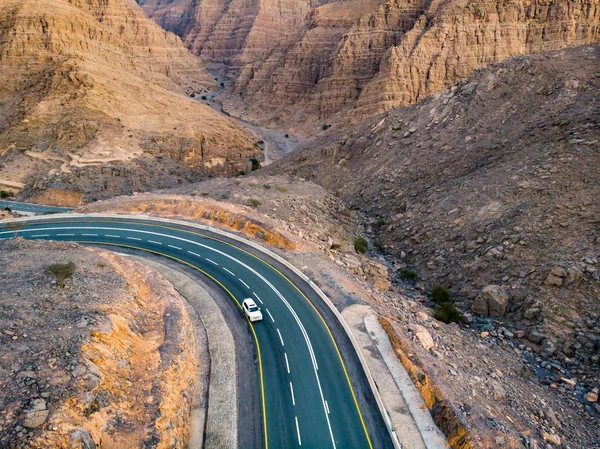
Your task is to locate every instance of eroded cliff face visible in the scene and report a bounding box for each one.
[147,0,599,131]
[354,0,600,119]
[0,0,259,199]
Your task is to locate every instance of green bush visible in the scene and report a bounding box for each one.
[376,218,387,227]
[275,186,288,193]
[330,243,341,250]
[434,302,462,324]
[263,184,271,190]
[0,190,10,198]
[250,157,261,171]
[374,242,385,252]
[248,198,261,208]
[45,262,76,288]
[284,134,289,138]
[220,82,225,88]
[431,284,450,303]
[399,269,417,281]
[322,124,331,131]
[201,95,207,100]
[354,237,368,254]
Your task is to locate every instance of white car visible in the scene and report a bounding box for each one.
[242,298,263,322]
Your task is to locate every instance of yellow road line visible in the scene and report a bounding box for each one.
[6,218,372,447]
[72,240,269,449]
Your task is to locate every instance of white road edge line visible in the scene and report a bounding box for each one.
[148,240,162,245]
[168,244,182,250]
[290,382,296,406]
[4,225,336,447]
[277,328,285,346]
[284,353,290,374]
[295,417,302,446]
[223,267,235,276]
[266,309,275,323]
[253,292,263,304]
[206,258,218,266]
[239,278,250,289]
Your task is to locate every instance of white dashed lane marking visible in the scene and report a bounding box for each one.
[295,417,302,446]
[126,237,141,241]
[277,329,285,346]
[223,267,235,276]
[290,382,296,406]
[206,258,218,266]
[253,292,263,304]
[168,244,182,250]
[239,278,250,289]
[266,309,275,323]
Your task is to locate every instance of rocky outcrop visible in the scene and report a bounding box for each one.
[0,0,259,199]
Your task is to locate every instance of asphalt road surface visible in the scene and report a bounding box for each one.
[0,216,394,449]
[0,200,74,215]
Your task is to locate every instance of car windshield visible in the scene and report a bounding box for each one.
[248,305,259,312]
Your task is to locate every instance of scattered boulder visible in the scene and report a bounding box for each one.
[410,324,435,351]
[584,391,598,403]
[471,285,509,317]
[70,429,96,449]
[363,260,391,290]
[528,329,545,344]
[540,340,557,358]
[523,306,541,320]
[544,266,567,287]
[21,399,49,429]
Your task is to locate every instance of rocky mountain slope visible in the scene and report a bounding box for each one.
[0,0,260,202]
[78,170,600,448]
[270,43,600,379]
[139,0,600,131]
[0,239,199,448]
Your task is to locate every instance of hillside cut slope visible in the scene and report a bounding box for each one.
[0,0,259,202]
[141,0,600,131]
[271,44,600,375]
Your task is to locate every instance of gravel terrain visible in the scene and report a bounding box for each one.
[0,240,200,449]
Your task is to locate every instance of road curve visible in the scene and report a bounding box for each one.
[0,215,395,449]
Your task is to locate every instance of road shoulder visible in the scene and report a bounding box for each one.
[343,304,449,449]
[129,256,239,449]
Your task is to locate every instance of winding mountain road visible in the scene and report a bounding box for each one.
[0,215,394,449]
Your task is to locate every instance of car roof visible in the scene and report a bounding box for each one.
[243,298,257,307]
